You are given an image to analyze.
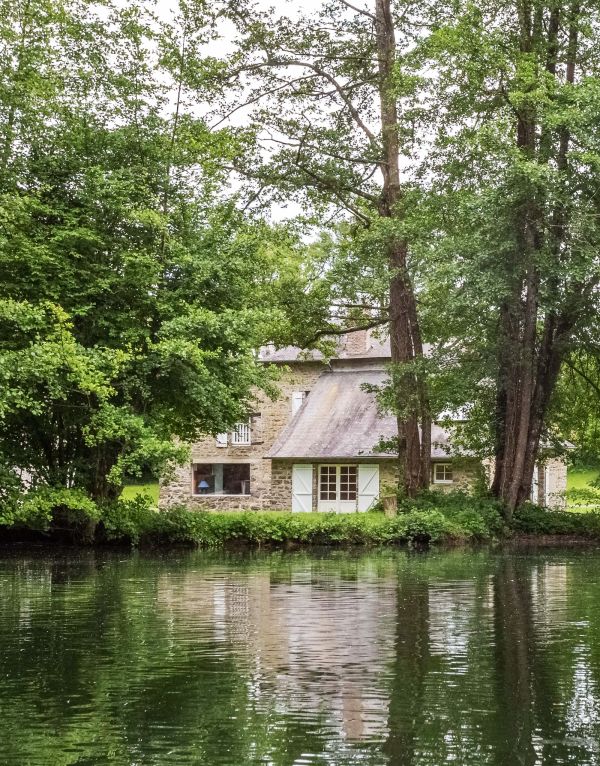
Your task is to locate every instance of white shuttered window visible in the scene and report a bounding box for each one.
[231,420,251,445]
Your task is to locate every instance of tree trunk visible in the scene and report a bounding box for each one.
[375,0,428,496]
[491,0,581,518]
[85,444,122,504]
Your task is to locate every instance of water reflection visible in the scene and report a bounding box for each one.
[0,549,599,765]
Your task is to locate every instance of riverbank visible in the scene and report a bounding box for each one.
[2,492,600,548]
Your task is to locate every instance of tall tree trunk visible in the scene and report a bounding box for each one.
[375,0,428,496]
[491,0,581,518]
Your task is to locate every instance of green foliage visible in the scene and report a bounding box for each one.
[0,486,99,530]
[397,490,507,538]
[0,0,328,502]
[8,488,600,546]
[552,355,600,467]
[513,504,600,538]
[80,496,504,547]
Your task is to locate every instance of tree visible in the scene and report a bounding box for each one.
[417,0,600,515]
[207,0,432,495]
[0,0,320,503]
[552,350,600,467]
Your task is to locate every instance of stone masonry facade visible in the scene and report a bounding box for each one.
[159,362,324,510]
[159,349,568,511]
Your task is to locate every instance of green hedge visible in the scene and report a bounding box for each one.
[512,503,600,537]
[4,486,600,548]
[97,491,505,547]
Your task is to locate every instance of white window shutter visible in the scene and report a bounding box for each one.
[291,391,306,416]
[292,464,313,513]
[531,464,539,503]
[358,464,379,512]
[215,432,228,448]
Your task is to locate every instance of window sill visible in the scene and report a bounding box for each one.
[192,493,251,498]
[433,480,453,485]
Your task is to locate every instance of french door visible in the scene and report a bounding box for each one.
[318,465,358,513]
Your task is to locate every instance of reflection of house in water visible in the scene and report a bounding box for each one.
[531,562,569,626]
[157,562,397,743]
[156,556,600,763]
[428,582,481,660]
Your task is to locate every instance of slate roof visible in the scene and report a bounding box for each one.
[266,366,458,460]
[258,334,392,363]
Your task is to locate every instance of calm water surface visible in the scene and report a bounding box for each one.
[1,547,600,765]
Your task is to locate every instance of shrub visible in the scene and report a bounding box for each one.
[512,503,600,538]
[0,486,99,532]
[93,497,504,548]
[0,487,537,548]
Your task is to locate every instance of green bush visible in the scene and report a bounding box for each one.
[14,485,600,548]
[94,495,504,548]
[512,503,600,537]
[0,486,99,532]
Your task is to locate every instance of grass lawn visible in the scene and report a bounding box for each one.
[567,468,599,491]
[121,482,159,504]
[567,468,600,510]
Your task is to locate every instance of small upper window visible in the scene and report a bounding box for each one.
[231,420,251,445]
[292,390,309,416]
[433,463,453,484]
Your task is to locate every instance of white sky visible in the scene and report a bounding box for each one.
[148,0,376,223]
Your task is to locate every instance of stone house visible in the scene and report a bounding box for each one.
[159,331,568,511]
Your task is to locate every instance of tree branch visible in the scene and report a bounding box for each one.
[565,359,600,398]
[338,0,377,20]
[305,317,389,345]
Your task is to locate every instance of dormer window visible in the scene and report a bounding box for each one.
[292,390,309,416]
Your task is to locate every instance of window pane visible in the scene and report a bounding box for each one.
[223,464,251,494]
[194,464,214,494]
[194,464,250,495]
[340,465,357,501]
[320,466,337,500]
[434,464,452,482]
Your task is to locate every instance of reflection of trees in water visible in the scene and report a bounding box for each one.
[492,555,537,766]
[383,577,429,766]
[383,560,497,765]
[2,551,600,765]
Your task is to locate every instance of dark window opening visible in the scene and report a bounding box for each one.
[193,464,250,495]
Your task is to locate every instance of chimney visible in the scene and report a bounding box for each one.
[344,329,370,356]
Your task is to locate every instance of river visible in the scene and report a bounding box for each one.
[0,547,599,765]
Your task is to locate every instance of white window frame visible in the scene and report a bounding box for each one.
[231,419,251,446]
[318,464,358,505]
[215,432,228,448]
[433,462,453,484]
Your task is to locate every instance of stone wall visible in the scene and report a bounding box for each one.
[545,457,568,509]
[269,461,293,509]
[159,363,324,510]
[430,459,481,495]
